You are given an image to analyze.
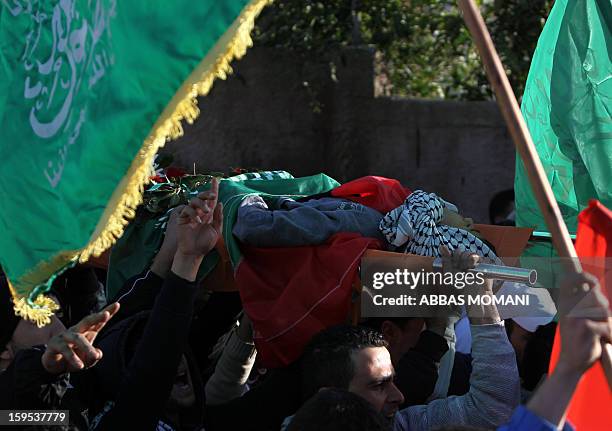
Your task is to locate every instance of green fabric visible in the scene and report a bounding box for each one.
[0,1,252,300]
[105,171,340,299]
[515,0,612,260]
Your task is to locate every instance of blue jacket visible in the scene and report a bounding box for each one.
[497,405,574,431]
[233,197,385,247]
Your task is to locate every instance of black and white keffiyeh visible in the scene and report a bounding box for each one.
[379,190,502,264]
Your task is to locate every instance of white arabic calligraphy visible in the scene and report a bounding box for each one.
[13,0,117,188]
[44,107,86,188]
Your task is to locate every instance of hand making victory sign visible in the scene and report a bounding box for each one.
[41,302,120,375]
[172,177,224,281]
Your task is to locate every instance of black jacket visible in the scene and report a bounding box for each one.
[1,271,201,431]
[90,272,201,430]
[0,346,91,430]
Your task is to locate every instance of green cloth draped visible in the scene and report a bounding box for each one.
[106,172,340,300]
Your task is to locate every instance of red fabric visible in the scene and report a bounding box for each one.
[549,200,612,430]
[331,176,411,214]
[165,166,186,178]
[236,233,382,367]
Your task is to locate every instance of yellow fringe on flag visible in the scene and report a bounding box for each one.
[13,0,273,326]
[8,277,60,327]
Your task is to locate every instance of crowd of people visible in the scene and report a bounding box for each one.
[1,178,610,430]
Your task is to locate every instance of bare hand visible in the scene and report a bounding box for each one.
[424,246,471,331]
[176,178,223,258]
[440,245,479,274]
[558,272,612,376]
[151,205,185,278]
[440,246,499,323]
[41,303,120,375]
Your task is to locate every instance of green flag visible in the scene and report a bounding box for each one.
[515,0,612,255]
[0,0,270,324]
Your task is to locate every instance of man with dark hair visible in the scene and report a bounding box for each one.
[301,325,405,421]
[301,248,521,430]
[365,316,473,403]
[364,317,445,406]
[287,388,391,431]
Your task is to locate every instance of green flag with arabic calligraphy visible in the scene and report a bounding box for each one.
[515,0,612,258]
[0,0,270,324]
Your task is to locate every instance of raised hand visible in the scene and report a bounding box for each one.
[151,205,185,278]
[439,245,499,324]
[526,273,612,428]
[41,302,120,375]
[172,178,224,281]
[558,272,612,375]
[176,178,223,258]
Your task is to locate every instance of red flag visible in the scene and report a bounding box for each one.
[549,200,612,430]
[331,176,411,214]
[237,233,382,367]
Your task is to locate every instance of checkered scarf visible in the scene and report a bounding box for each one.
[379,190,502,264]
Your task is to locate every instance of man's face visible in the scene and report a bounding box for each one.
[348,346,405,420]
[1,315,65,371]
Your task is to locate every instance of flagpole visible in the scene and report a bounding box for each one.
[456,0,612,388]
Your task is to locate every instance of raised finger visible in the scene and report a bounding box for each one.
[189,197,212,219]
[58,344,84,370]
[210,177,220,197]
[73,303,120,334]
[62,332,100,364]
[72,310,109,333]
[89,303,121,336]
[212,202,223,235]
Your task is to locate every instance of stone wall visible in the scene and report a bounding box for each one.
[162,47,515,223]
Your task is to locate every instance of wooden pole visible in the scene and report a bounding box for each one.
[456,0,612,388]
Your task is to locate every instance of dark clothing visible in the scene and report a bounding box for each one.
[50,266,106,327]
[107,269,164,323]
[205,361,303,431]
[0,346,90,430]
[1,271,202,430]
[107,268,242,376]
[395,330,449,407]
[91,271,200,430]
[0,347,63,409]
[1,272,20,350]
